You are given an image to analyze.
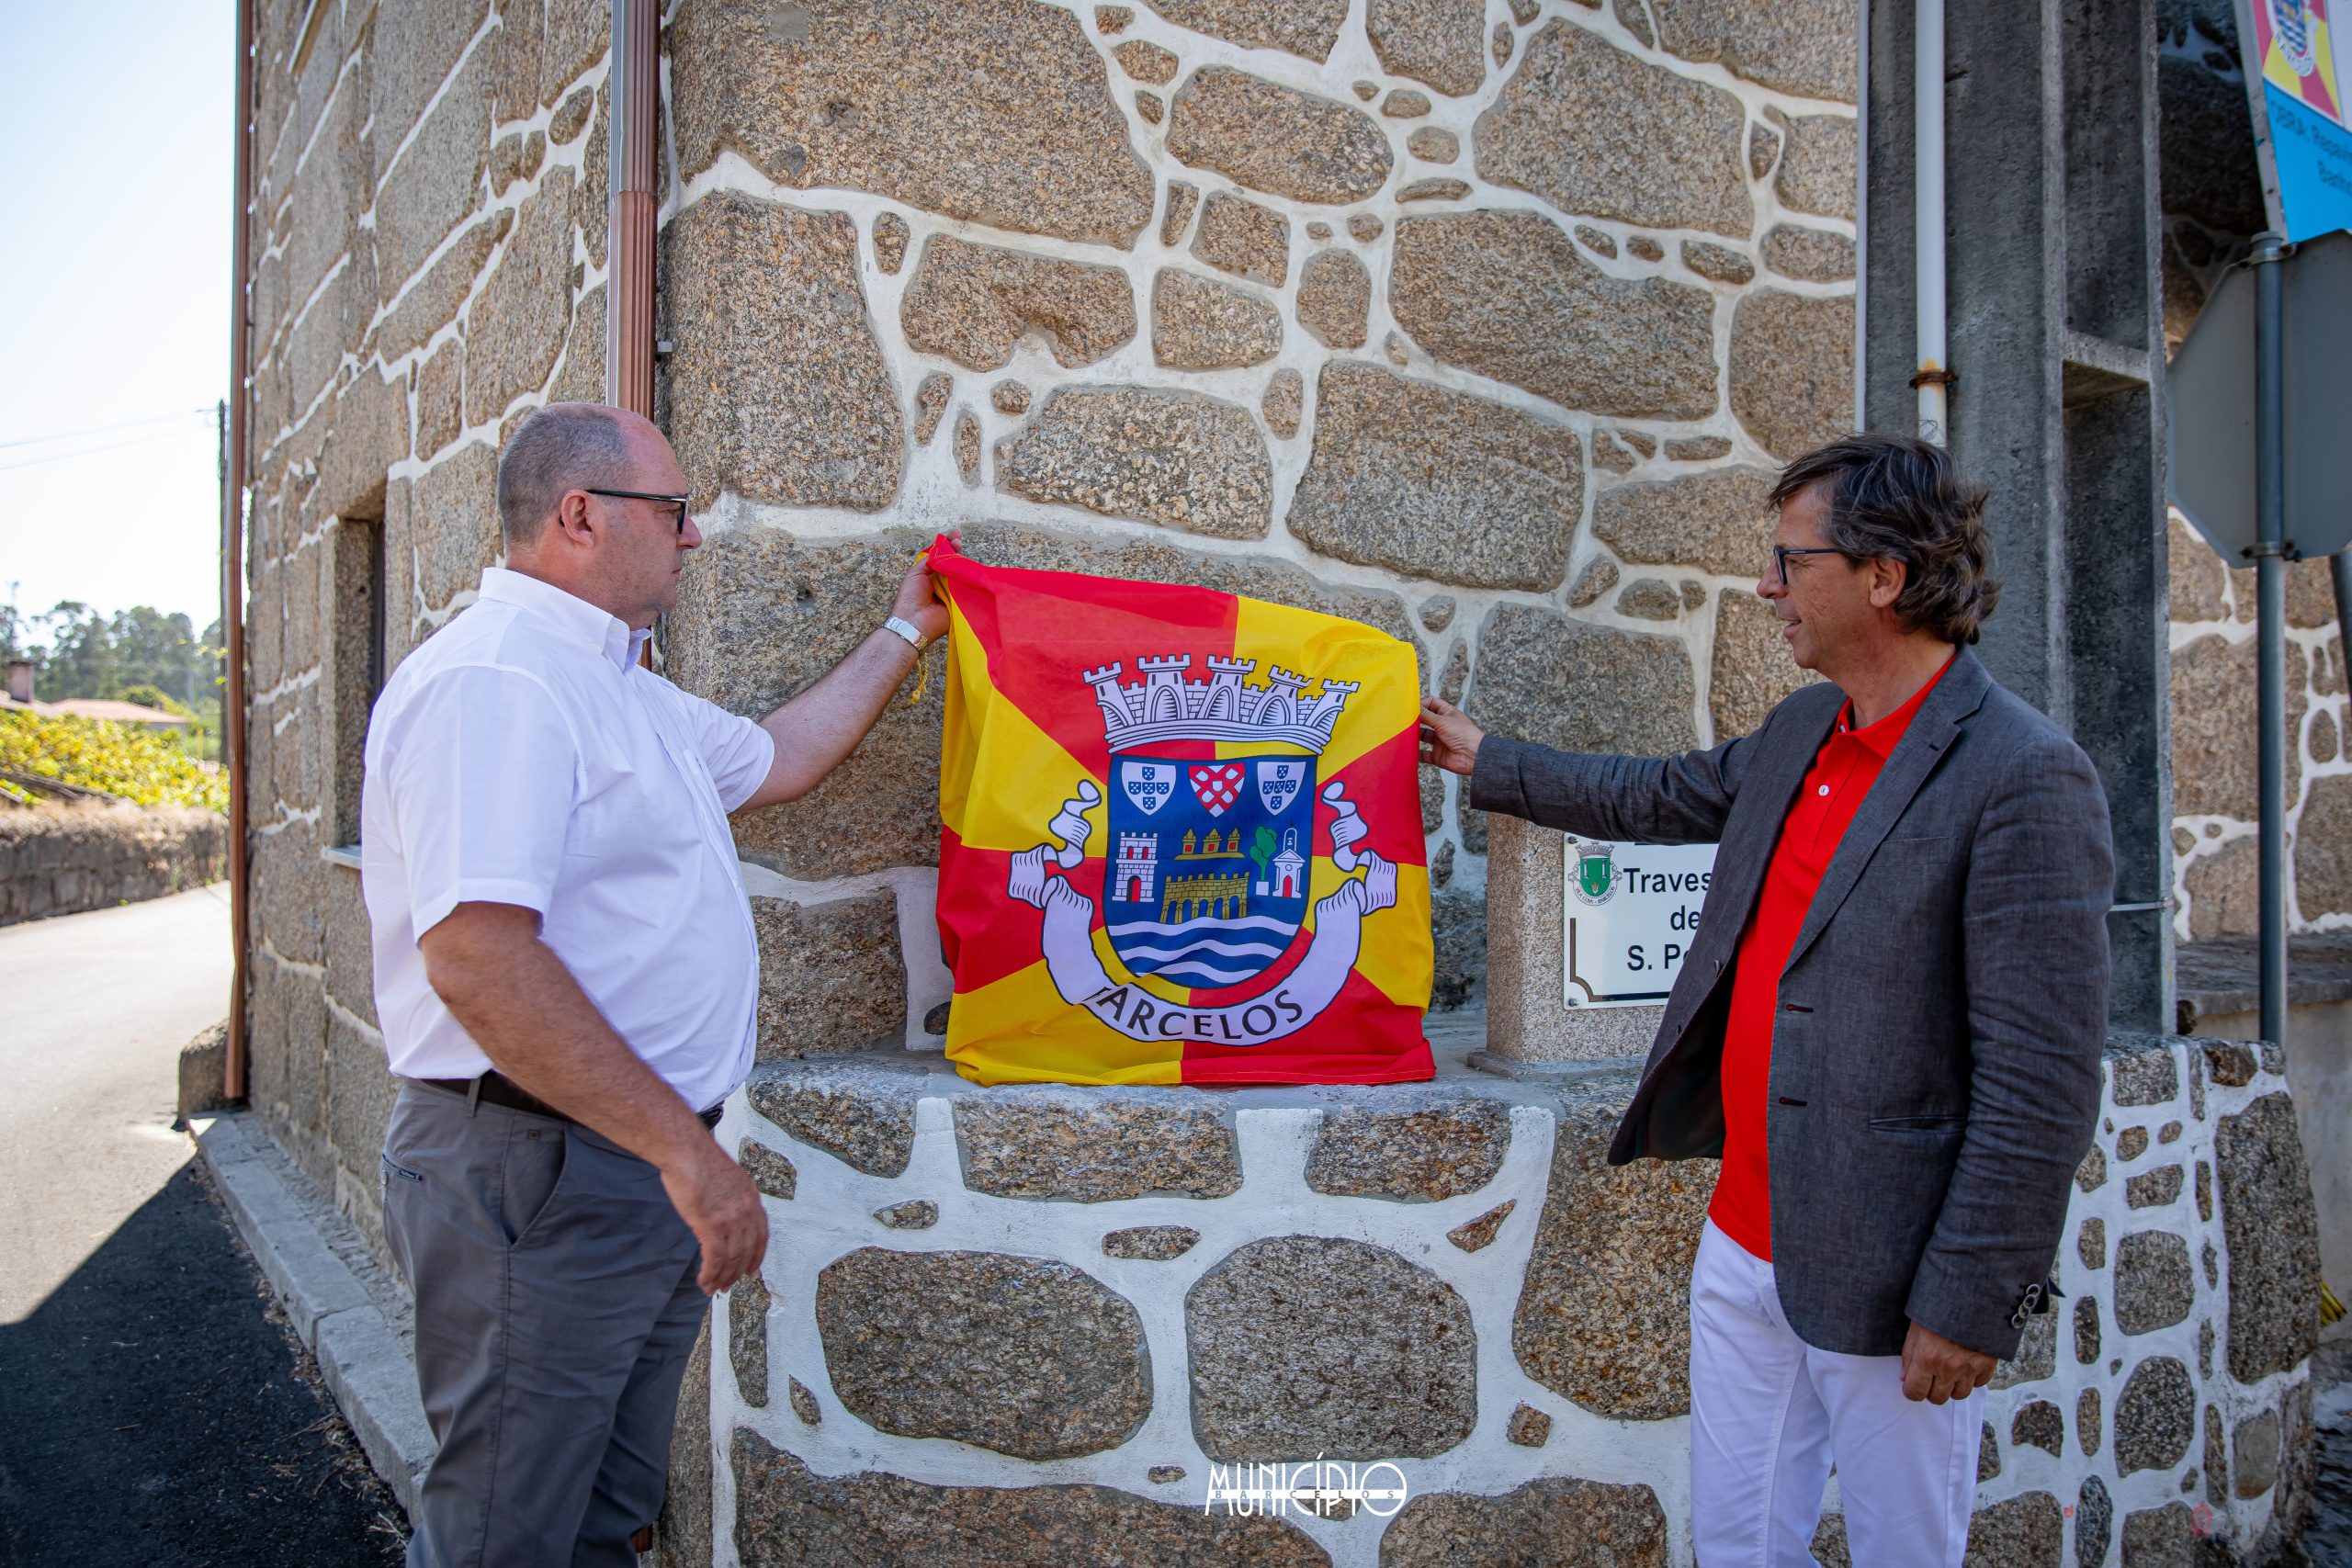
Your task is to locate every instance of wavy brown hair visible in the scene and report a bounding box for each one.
[1768,433,2001,645]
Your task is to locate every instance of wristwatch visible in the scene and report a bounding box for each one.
[882,615,927,649]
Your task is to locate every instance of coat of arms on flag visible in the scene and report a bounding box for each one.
[928,536,1434,1087]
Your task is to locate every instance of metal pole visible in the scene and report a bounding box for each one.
[2251,231,2290,1047]
[223,5,255,1101]
[1913,0,1949,445]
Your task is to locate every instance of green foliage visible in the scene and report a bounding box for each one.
[12,602,222,708]
[1249,826,1278,874]
[0,710,227,813]
[116,683,192,716]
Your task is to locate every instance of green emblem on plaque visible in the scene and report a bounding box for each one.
[1572,840,1617,907]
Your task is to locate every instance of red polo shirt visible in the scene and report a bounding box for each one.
[1708,653,1954,1261]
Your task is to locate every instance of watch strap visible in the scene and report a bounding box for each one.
[882,615,925,649]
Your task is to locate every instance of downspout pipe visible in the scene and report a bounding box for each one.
[1913,0,1950,445]
[605,0,659,420]
[224,0,255,1101]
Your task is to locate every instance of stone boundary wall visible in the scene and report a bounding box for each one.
[0,805,227,926]
[684,1034,2319,1567]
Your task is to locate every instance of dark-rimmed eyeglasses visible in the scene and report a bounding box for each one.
[1770,546,1849,588]
[583,488,691,536]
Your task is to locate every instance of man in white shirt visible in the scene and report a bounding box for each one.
[360,401,947,1567]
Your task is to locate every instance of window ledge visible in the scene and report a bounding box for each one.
[321,843,363,872]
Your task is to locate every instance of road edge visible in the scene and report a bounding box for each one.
[193,1111,431,1519]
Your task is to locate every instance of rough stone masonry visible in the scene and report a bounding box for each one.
[232,0,2323,1563]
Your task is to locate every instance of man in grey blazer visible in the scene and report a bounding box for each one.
[1421,432,2112,1563]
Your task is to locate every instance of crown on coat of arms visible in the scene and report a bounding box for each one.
[1083,656,1357,755]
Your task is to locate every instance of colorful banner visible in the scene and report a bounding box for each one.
[2245,0,2352,239]
[929,536,1433,1087]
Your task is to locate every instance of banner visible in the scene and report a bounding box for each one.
[2241,0,2352,239]
[929,537,1433,1087]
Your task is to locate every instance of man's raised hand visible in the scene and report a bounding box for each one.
[1419,696,1485,776]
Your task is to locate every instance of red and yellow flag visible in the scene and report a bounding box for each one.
[930,537,1433,1087]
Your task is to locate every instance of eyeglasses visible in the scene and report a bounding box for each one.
[583,488,691,536]
[1770,546,1849,588]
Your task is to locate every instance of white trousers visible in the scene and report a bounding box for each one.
[1688,1219,1983,1567]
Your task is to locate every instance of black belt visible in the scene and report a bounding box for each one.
[421,1072,724,1130]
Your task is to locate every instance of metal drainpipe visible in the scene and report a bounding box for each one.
[1913,0,1950,445]
[223,0,255,1101]
[605,0,660,420]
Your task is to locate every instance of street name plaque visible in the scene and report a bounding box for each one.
[1560,838,1720,1008]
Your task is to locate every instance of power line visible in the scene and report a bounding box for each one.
[0,423,219,474]
[0,406,216,453]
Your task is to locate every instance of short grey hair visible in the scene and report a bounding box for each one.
[495,402,634,548]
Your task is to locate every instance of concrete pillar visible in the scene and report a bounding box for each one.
[1864,0,2175,1032]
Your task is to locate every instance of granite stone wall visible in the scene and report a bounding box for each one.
[0,804,227,926]
[2156,1,2352,943]
[694,1033,2317,1567]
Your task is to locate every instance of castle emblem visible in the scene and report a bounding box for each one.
[1005,655,1397,1046]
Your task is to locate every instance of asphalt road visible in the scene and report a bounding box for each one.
[0,886,403,1567]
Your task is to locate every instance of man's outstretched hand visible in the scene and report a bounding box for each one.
[1419,696,1486,776]
[1900,1320,1996,1404]
[894,528,960,645]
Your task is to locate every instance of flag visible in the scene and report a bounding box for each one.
[929,536,1434,1087]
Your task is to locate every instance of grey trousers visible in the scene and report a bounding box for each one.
[381,1080,708,1568]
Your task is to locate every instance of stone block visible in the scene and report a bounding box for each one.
[1113,39,1178,84]
[1475,20,1750,237]
[2110,1043,2179,1107]
[751,890,906,1060]
[1681,240,1753,284]
[1151,269,1282,369]
[1160,181,1201,246]
[1952,1492,2063,1566]
[1729,290,1856,461]
[1167,67,1392,204]
[412,441,502,613]
[315,368,409,523]
[1295,249,1371,349]
[369,0,491,170]
[2075,1296,2103,1364]
[2201,1039,2257,1088]
[2075,1474,2112,1564]
[1289,361,1585,591]
[2295,773,2352,919]
[374,47,491,305]
[1515,1087,1714,1418]
[665,191,903,513]
[379,213,508,363]
[742,1055,930,1177]
[1713,590,1822,740]
[954,410,980,484]
[176,1021,232,1123]
[1367,0,1487,96]
[1190,191,1290,287]
[1594,466,1776,578]
[1261,368,1303,439]
[730,1430,1329,1565]
[900,234,1137,371]
[1391,209,1718,420]
[414,343,463,460]
[1001,387,1272,540]
[670,0,1152,247]
[2114,1356,2195,1474]
[729,1275,770,1406]
[2233,1405,2281,1498]
[654,1317,713,1568]
[955,1090,1242,1200]
[548,282,605,406]
[1760,224,1856,283]
[816,1248,1150,1460]
[2125,1164,2185,1208]
[1380,1477,1667,1564]
[2119,1503,2193,1562]
[1770,112,1859,220]
[1303,1100,1510,1200]
[2172,634,2305,818]
[1144,0,1345,60]
[787,1377,820,1426]
[1448,1201,1516,1252]
[2216,1091,2321,1382]
[462,167,576,425]
[2010,1400,2065,1457]
[1408,126,1460,162]
[1468,603,1699,758]
[872,1199,936,1229]
[1991,1309,2055,1390]
[737,1139,797,1201]
[2115,1232,2196,1336]
[2079,1387,2104,1457]
[1650,0,1856,99]
[1189,1236,1476,1461]
[1102,1225,1200,1260]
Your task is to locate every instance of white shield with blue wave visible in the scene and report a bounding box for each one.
[1104,756,1314,988]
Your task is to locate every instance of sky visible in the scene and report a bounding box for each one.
[0,2,232,635]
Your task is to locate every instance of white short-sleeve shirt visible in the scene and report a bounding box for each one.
[360,567,775,1112]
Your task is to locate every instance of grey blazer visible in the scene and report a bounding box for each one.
[1469,648,2113,1359]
